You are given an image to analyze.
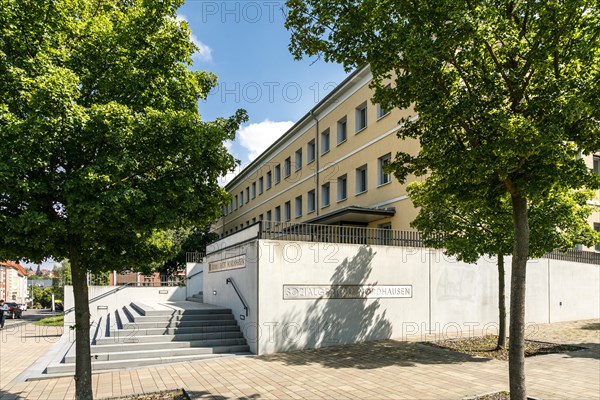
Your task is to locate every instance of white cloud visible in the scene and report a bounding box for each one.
[238,119,295,161]
[217,120,294,187]
[176,14,212,63]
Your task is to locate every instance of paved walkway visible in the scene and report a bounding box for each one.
[0,320,598,399]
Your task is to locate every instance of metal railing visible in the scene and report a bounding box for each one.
[186,252,206,263]
[260,221,427,247]
[64,282,135,315]
[226,277,249,317]
[543,249,600,265]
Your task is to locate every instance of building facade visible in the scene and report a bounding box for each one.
[0,261,28,303]
[215,65,600,248]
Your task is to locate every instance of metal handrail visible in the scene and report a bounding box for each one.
[187,270,203,280]
[64,282,135,315]
[226,277,249,317]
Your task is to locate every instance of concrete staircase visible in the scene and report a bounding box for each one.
[46,300,249,374]
[187,291,204,303]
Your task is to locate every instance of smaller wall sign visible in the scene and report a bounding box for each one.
[283,285,412,300]
[209,255,246,273]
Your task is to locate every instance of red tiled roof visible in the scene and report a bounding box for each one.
[0,261,27,276]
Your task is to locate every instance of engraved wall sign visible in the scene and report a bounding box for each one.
[209,255,246,273]
[283,285,412,300]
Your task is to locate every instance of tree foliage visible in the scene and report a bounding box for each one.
[409,181,600,263]
[0,0,246,397]
[285,1,600,398]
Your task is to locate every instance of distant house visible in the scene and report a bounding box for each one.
[0,261,28,303]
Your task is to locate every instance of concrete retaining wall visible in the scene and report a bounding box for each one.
[255,240,600,354]
[63,285,187,325]
[185,262,204,298]
[204,241,259,354]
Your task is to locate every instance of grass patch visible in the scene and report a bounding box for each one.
[116,390,186,399]
[33,315,64,326]
[426,335,584,361]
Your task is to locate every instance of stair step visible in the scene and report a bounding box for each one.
[65,344,250,363]
[121,319,238,330]
[130,302,226,317]
[96,330,244,345]
[91,338,248,353]
[108,325,240,336]
[186,297,204,304]
[48,352,250,374]
[130,314,235,323]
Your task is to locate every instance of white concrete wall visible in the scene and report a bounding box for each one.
[206,223,260,255]
[256,240,600,354]
[186,262,204,298]
[63,285,187,326]
[204,241,259,353]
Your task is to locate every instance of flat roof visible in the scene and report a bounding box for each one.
[226,64,371,190]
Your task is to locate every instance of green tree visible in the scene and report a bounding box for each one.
[0,1,245,398]
[285,1,600,398]
[408,180,600,349]
[152,226,218,280]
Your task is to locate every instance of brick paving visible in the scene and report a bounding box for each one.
[0,319,598,399]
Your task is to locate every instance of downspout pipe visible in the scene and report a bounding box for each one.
[310,110,319,216]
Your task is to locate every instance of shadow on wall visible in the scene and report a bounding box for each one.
[269,245,393,355]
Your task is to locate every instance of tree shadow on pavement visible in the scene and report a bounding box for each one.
[184,391,260,400]
[259,338,492,369]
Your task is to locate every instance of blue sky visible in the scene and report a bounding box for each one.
[178,0,348,184]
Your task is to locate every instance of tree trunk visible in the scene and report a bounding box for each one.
[509,195,529,400]
[497,253,506,349]
[70,255,94,400]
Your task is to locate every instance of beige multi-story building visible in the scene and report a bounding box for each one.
[215,65,600,249]
[0,261,28,303]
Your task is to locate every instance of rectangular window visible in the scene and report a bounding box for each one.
[234,195,238,210]
[239,191,244,207]
[337,117,347,144]
[258,177,264,194]
[321,129,330,154]
[266,171,272,189]
[245,187,250,204]
[356,103,367,132]
[275,164,281,184]
[284,157,291,177]
[307,140,315,163]
[284,201,291,222]
[229,200,233,213]
[321,183,330,207]
[377,85,391,119]
[275,206,281,225]
[258,214,263,222]
[356,164,368,194]
[378,153,392,185]
[595,223,600,252]
[266,210,272,229]
[307,190,316,213]
[295,196,302,218]
[252,182,256,199]
[251,217,256,224]
[594,156,600,175]
[295,149,302,171]
[337,175,347,202]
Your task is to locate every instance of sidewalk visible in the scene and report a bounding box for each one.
[0,320,598,399]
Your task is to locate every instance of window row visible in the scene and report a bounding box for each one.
[221,102,392,216]
[222,154,393,223]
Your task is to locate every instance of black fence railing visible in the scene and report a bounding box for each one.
[186,251,206,263]
[543,249,600,265]
[260,221,427,247]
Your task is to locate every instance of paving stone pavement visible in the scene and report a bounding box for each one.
[0,320,598,399]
